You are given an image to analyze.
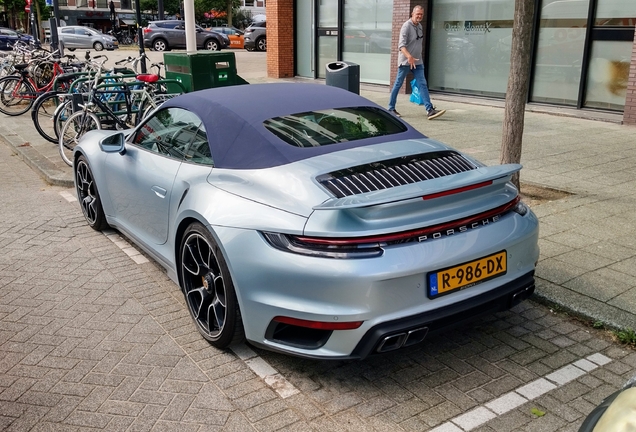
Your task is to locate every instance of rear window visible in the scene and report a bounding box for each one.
[263,107,407,148]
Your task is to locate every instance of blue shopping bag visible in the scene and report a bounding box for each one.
[409,78,424,105]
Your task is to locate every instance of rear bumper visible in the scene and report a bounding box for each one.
[350,270,535,359]
[250,271,535,360]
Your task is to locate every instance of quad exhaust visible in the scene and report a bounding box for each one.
[376,327,429,353]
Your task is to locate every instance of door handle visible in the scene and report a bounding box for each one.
[152,186,167,198]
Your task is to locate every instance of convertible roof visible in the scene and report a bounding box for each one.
[161,82,425,169]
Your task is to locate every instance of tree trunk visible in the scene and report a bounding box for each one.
[226,0,233,27]
[500,0,534,190]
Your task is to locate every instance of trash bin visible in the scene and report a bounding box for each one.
[325,61,360,94]
[163,52,249,93]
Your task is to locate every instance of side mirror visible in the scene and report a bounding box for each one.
[99,132,126,155]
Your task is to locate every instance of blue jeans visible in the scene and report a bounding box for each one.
[388,64,433,112]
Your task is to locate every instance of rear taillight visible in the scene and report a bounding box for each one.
[143,28,152,34]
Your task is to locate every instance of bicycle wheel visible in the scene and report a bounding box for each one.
[0,76,35,116]
[32,92,63,143]
[53,99,73,141]
[59,111,101,166]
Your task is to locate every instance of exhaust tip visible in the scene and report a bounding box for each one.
[376,327,429,353]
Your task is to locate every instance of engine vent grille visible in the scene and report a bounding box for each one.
[317,151,479,198]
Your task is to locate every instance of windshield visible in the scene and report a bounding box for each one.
[263,107,407,148]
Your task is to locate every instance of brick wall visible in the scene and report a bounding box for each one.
[266,0,294,78]
[623,26,636,126]
[390,1,429,95]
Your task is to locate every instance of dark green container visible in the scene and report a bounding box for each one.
[163,52,248,93]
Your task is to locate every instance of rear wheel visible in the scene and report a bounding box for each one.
[75,155,108,230]
[53,99,73,142]
[0,76,35,116]
[180,222,244,348]
[59,111,101,166]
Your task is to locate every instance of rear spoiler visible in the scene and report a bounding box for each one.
[313,164,521,210]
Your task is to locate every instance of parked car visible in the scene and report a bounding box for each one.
[208,26,244,49]
[71,83,539,359]
[579,374,636,431]
[244,20,266,51]
[58,26,118,51]
[143,20,229,51]
[0,27,34,50]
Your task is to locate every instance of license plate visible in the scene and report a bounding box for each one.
[428,251,507,298]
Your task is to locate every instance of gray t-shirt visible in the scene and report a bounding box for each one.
[397,19,424,66]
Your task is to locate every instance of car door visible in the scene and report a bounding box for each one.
[60,27,77,48]
[76,28,93,49]
[171,23,186,48]
[104,107,202,245]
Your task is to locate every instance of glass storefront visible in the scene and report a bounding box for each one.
[343,0,393,85]
[428,0,516,97]
[294,0,634,113]
[302,0,393,84]
[583,0,636,110]
[531,0,589,106]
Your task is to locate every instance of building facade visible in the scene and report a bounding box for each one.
[267,0,636,125]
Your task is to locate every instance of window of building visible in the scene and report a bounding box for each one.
[428,0,515,98]
[583,0,636,110]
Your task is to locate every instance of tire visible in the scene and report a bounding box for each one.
[53,99,73,142]
[204,39,219,51]
[255,37,266,52]
[153,39,168,52]
[31,91,63,143]
[75,155,108,231]
[180,222,244,348]
[68,48,76,52]
[93,42,104,51]
[59,111,101,167]
[0,76,35,116]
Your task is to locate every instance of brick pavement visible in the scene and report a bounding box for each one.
[1,136,635,431]
[1,50,636,431]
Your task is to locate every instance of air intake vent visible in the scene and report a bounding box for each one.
[317,151,479,198]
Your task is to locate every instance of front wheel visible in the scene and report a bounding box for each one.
[153,39,168,51]
[93,42,104,51]
[256,37,266,52]
[204,39,219,51]
[31,91,63,143]
[180,222,244,348]
[75,155,108,231]
[0,76,35,116]
[59,111,101,166]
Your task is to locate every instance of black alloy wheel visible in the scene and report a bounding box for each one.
[180,222,244,348]
[75,155,108,231]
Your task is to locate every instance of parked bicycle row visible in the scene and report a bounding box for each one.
[0,41,185,166]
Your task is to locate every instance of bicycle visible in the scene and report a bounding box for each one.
[0,50,71,116]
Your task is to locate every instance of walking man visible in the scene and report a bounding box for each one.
[388,5,445,120]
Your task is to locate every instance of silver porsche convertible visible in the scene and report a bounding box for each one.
[73,83,539,359]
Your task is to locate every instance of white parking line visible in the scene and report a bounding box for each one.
[231,343,300,399]
[103,230,149,264]
[59,190,77,202]
[430,353,613,432]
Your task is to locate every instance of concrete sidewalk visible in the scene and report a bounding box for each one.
[2,53,636,336]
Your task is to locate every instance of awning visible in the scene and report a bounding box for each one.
[119,19,136,25]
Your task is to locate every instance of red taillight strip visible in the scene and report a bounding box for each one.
[422,180,493,200]
[273,316,363,330]
[295,196,520,246]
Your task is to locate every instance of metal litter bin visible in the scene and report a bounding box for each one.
[325,61,360,94]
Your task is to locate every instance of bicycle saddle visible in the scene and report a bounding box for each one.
[136,74,160,83]
[14,63,29,71]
